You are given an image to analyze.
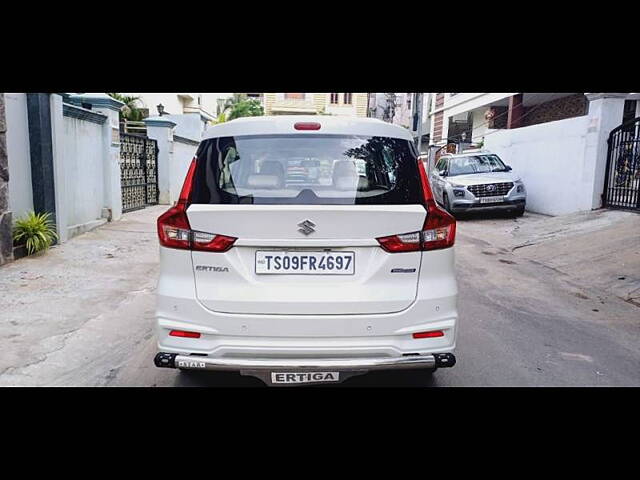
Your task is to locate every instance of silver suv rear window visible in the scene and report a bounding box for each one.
[191,134,422,205]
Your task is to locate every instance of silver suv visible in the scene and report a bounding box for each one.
[429,151,526,216]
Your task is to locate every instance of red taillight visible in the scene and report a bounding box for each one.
[169,330,201,338]
[192,232,237,253]
[412,330,445,339]
[377,232,421,253]
[157,204,192,250]
[178,156,198,204]
[418,158,456,251]
[157,158,237,252]
[376,159,456,253]
[294,122,321,131]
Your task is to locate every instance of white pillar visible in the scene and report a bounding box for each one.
[145,116,176,205]
[584,93,627,210]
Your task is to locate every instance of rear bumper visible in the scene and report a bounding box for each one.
[155,351,455,385]
[451,198,525,213]
[155,351,455,372]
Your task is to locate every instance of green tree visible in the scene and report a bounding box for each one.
[211,111,228,125]
[219,94,264,121]
[226,99,264,120]
[107,93,146,121]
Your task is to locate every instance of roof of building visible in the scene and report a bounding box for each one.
[202,115,413,141]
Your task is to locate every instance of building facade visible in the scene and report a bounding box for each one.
[428,93,640,147]
[263,93,368,117]
[123,93,234,124]
[367,93,431,152]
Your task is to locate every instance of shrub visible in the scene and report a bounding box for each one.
[12,211,59,255]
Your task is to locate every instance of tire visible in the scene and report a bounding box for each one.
[514,206,525,217]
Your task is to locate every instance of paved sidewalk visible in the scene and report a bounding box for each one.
[0,206,164,386]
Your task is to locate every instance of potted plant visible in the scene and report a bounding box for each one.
[12,211,59,258]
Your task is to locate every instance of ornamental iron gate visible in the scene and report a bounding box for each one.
[120,133,159,213]
[603,117,640,211]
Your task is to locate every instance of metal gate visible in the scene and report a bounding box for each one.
[120,133,159,213]
[603,117,640,211]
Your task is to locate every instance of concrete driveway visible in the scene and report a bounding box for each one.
[1,206,638,387]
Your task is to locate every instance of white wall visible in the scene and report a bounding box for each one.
[165,113,203,141]
[4,93,33,220]
[484,116,593,216]
[60,115,105,229]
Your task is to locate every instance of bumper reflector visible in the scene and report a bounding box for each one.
[412,330,444,339]
[169,330,201,339]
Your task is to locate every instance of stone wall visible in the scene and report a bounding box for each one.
[0,94,13,265]
[523,94,588,127]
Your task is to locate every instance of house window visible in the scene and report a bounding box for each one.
[285,93,306,100]
[330,93,339,104]
[343,93,353,105]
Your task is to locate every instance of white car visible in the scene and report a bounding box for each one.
[430,152,527,216]
[154,115,458,386]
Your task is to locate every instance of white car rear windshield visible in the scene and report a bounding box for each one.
[190,134,423,205]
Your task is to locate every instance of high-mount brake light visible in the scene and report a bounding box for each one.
[157,158,237,252]
[376,158,456,253]
[294,122,321,131]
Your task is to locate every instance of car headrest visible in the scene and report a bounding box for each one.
[333,160,357,180]
[246,174,282,190]
[260,160,285,178]
[333,160,360,191]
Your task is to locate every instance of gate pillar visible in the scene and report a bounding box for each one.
[585,93,627,210]
[145,116,176,205]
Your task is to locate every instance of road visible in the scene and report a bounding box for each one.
[1,206,638,387]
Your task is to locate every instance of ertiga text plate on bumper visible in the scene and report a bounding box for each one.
[239,369,368,386]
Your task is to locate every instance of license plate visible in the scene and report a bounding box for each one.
[255,251,355,275]
[480,196,505,204]
[271,372,340,384]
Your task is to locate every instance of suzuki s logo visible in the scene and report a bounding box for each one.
[297,219,316,236]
